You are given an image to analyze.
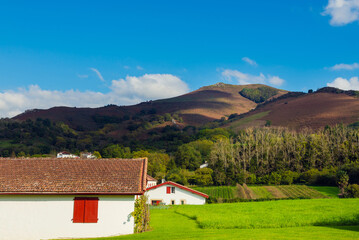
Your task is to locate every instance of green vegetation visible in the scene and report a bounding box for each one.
[239,86,278,103]
[2,118,359,192]
[309,186,339,198]
[73,199,359,240]
[175,199,359,229]
[194,185,330,202]
[193,186,235,199]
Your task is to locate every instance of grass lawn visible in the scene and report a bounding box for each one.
[175,199,359,229]
[309,186,339,198]
[74,199,359,240]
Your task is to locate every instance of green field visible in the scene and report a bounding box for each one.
[175,199,359,229]
[309,186,340,198]
[193,185,333,200]
[75,199,359,240]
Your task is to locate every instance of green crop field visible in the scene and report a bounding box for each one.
[74,199,359,240]
[193,185,331,201]
[192,186,236,199]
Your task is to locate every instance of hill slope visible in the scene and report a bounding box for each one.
[13,83,287,130]
[226,88,359,130]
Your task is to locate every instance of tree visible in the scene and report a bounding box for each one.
[337,170,349,196]
[101,144,132,158]
[93,151,102,159]
[194,168,213,186]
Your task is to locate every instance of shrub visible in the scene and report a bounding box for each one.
[281,171,296,185]
[269,172,281,185]
[246,174,257,184]
[132,194,150,233]
[344,184,359,198]
[300,169,320,185]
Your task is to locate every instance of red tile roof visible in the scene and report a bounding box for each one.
[146,181,209,198]
[0,158,147,195]
[146,175,157,181]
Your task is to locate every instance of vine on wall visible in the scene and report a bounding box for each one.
[132,194,150,233]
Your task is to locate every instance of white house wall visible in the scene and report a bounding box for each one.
[0,195,135,240]
[146,184,206,205]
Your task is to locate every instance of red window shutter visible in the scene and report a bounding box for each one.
[73,199,85,223]
[166,186,171,194]
[84,198,99,223]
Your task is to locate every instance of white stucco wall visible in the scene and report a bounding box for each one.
[146,180,157,188]
[0,195,135,240]
[146,184,206,205]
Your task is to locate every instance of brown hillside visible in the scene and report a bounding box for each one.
[13,83,287,129]
[227,92,359,130]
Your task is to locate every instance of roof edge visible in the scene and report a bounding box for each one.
[140,157,148,192]
[0,192,144,195]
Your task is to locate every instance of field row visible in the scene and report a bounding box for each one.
[193,185,337,200]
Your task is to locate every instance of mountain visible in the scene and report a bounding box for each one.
[13,83,288,131]
[225,87,359,130]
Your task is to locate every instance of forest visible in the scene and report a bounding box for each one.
[0,116,359,193]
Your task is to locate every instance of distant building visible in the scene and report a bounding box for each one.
[80,152,96,159]
[0,158,148,240]
[57,151,79,158]
[200,162,209,168]
[146,181,208,205]
[146,175,157,188]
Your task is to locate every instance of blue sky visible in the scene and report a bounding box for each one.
[0,0,359,117]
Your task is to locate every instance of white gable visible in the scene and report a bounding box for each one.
[146,183,206,205]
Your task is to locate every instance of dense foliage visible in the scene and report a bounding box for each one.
[239,87,278,103]
[1,116,359,189]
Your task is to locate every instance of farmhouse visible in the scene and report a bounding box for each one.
[146,175,157,188]
[56,151,79,158]
[0,158,147,240]
[146,181,208,205]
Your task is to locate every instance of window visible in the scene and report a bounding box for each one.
[73,197,99,223]
[181,200,185,205]
[151,200,162,206]
[166,186,175,194]
[171,200,175,205]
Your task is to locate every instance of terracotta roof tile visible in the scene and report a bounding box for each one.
[146,175,157,181]
[0,158,147,195]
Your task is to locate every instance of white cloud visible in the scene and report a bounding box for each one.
[268,76,285,86]
[242,57,257,66]
[90,68,105,82]
[221,69,285,86]
[323,0,359,26]
[329,62,359,70]
[327,76,359,90]
[123,66,130,69]
[0,74,189,118]
[136,66,144,70]
[110,74,189,100]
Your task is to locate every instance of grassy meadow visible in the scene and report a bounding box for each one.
[74,198,359,240]
[175,199,359,229]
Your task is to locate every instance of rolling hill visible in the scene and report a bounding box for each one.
[225,87,359,130]
[13,83,287,131]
